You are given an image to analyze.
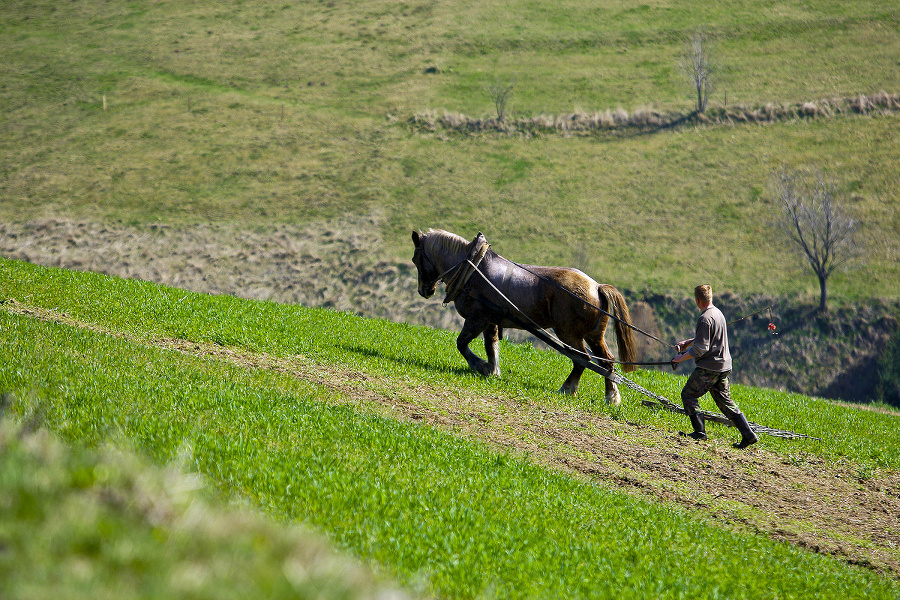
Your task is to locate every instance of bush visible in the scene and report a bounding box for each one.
[876,327,900,407]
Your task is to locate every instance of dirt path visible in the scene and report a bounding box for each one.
[4,298,900,577]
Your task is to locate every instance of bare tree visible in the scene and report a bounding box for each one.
[678,32,716,113]
[770,167,860,312]
[487,78,515,121]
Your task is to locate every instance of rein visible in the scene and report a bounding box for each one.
[498,256,777,350]
[449,259,656,366]
[461,260,678,369]
[463,261,818,440]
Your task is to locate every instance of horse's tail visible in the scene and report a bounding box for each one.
[598,284,638,373]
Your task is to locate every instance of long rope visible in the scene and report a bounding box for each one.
[427,234,783,378]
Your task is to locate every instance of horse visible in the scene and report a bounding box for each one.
[411,229,637,404]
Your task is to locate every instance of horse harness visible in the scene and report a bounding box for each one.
[442,233,490,304]
[414,232,490,304]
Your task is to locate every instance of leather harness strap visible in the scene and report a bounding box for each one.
[442,232,490,304]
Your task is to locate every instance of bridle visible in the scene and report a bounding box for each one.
[414,234,489,303]
[413,242,464,293]
[413,244,441,291]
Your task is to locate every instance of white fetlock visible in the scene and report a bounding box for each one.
[605,387,622,406]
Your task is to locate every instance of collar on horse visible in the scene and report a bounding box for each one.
[442,232,490,304]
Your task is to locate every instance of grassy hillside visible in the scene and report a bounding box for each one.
[2,259,900,598]
[2,0,899,301]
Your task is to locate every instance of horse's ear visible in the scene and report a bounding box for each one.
[412,230,422,246]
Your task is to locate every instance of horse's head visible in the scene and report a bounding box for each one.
[412,230,440,298]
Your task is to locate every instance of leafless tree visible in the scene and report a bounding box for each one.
[678,32,716,113]
[770,167,860,312]
[487,78,515,121]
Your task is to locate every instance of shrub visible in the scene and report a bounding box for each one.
[876,326,900,407]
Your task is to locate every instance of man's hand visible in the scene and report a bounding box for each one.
[670,352,690,371]
[675,338,695,353]
[671,352,692,366]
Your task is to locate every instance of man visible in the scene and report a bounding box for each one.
[672,285,758,449]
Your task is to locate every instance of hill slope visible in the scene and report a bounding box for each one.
[2,259,899,597]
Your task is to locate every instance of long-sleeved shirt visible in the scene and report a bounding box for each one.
[688,304,732,372]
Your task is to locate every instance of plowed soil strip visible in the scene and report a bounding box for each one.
[5,298,900,576]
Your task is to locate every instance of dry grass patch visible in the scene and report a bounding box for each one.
[411,92,900,136]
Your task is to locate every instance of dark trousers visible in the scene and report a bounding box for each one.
[681,367,740,415]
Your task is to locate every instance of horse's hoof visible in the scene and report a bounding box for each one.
[605,391,622,406]
[478,364,500,377]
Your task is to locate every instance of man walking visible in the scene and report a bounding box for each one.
[672,285,758,449]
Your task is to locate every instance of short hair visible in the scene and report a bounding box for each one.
[695,285,712,304]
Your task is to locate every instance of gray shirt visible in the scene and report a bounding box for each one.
[689,304,732,372]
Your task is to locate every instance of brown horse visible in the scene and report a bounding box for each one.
[411,229,637,404]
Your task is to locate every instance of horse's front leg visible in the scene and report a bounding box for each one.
[457,318,495,376]
[483,323,502,377]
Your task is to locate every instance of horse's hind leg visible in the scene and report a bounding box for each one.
[559,361,586,395]
[457,318,497,377]
[556,334,588,395]
[587,335,621,406]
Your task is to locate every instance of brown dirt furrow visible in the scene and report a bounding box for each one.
[4,298,900,577]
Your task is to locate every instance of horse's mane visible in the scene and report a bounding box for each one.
[424,229,470,258]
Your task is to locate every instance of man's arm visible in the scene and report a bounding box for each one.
[688,318,712,360]
[672,336,698,366]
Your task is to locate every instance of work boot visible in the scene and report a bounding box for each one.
[679,410,707,441]
[727,410,758,449]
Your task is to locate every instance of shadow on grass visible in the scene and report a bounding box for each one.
[337,343,473,378]
[335,343,571,397]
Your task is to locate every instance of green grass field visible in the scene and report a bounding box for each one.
[2,258,897,468]
[2,0,899,301]
[2,259,900,598]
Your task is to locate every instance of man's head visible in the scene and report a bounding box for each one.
[694,284,712,308]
